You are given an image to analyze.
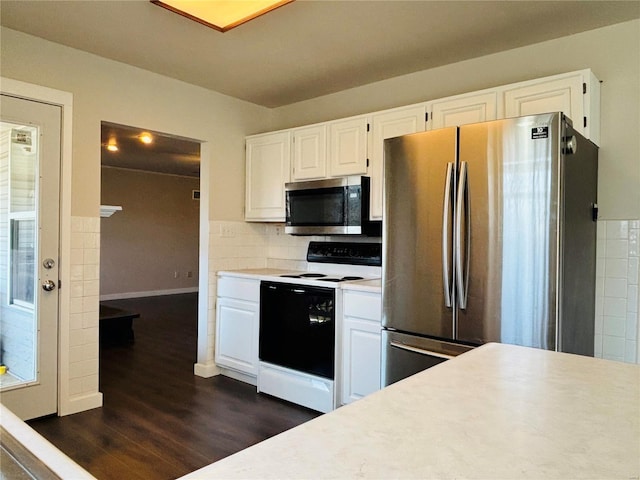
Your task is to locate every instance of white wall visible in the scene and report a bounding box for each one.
[100,167,200,298]
[1,26,274,414]
[0,27,273,221]
[271,20,640,221]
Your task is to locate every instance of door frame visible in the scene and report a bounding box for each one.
[1,77,75,415]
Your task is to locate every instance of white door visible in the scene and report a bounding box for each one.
[369,105,427,219]
[430,92,498,129]
[0,94,60,420]
[245,131,291,221]
[292,124,327,181]
[328,116,368,177]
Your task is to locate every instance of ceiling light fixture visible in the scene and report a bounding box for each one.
[106,139,119,152]
[151,0,294,32]
[139,132,153,144]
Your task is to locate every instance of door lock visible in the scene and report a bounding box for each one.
[43,258,56,269]
[42,280,56,292]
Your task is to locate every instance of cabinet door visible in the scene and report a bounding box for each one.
[342,317,381,405]
[370,105,427,220]
[292,124,327,181]
[430,92,497,129]
[215,297,259,376]
[245,131,291,221]
[329,116,368,177]
[503,74,584,134]
[341,291,382,405]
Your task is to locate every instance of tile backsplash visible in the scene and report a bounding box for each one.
[595,220,639,363]
[209,220,639,365]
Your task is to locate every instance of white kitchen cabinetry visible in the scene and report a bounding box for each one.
[329,116,369,177]
[245,69,600,223]
[245,131,291,221]
[341,290,382,405]
[502,69,600,145]
[430,91,498,129]
[369,105,427,220]
[292,124,327,181]
[215,275,260,384]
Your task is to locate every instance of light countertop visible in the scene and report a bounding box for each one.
[180,343,639,479]
[217,268,295,279]
[341,278,381,292]
[218,269,382,292]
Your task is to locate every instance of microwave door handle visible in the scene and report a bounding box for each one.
[442,162,454,308]
[389,341,455,360]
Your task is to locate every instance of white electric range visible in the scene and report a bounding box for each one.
[258,242,381,413]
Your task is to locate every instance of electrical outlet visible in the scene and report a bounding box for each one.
[187,271,193,278]
[274,225,283,236]
[221,224,235,238]
[174,271,179,279]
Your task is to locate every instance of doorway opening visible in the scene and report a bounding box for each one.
[99,121,201,348]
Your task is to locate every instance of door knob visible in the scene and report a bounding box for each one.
[42,280,56,292]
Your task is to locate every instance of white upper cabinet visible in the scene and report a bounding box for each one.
[245,131,291,221]
[329,116,369,177]
[369,105,427,220]
[245,69,600,222]
[292,124,327,181]
[502,69,600,145]
[430,91,498,129]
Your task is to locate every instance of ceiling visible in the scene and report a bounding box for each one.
[2,1,639,109]
[3,1,638,177]
[101,122,201,177]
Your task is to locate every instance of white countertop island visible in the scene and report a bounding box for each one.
[181,343,639,479]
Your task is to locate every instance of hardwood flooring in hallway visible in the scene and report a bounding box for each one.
[28,293,320,480]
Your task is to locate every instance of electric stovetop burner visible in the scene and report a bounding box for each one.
[317,275,365,283]
[279,273,327,279]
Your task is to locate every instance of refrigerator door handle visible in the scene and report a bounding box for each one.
[389,341,456,360]
[442,162,454,308]
[455,161,470,309]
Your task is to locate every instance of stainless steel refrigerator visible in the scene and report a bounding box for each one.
[382,112,598,386]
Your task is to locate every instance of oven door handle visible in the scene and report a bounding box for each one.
[389,341,455,360]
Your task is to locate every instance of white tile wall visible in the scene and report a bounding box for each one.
[205,220,640,367]
[206,221,324,364]
[68,216,100,396]
[595,220,639,363]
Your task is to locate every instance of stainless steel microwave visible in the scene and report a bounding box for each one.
[285,176,381,236]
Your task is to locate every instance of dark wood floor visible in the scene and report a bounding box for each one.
[28,293,320,480]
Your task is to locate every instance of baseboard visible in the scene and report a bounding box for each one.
[193,362,221,378]
[100,287,198,301]
[218,367,257,386]
[59,392,103,416]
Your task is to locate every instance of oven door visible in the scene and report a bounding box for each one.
[382,330,473,386]
[259,281,335,379]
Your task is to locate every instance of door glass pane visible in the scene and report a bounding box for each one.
[1,121,39,389]
[10,219,36,307]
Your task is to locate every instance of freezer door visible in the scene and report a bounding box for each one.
[383,128,457,338]
[382,330,473,386]
[456,113,561,348]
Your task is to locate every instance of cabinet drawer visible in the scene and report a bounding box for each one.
[343,291,381,321]
[217,276,260,302]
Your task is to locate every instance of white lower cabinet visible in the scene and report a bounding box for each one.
[215,276,260,382]
[341,290,382,405]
